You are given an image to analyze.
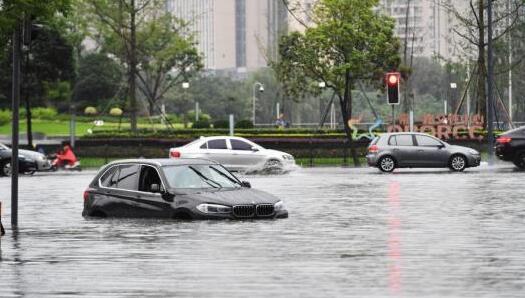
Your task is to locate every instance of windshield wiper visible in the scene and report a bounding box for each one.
[188,166,222,189]
[209,166,241,187]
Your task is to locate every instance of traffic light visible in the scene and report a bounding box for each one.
[386,72,400,105]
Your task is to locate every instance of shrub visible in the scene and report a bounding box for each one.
[235,119,254,129]
[32,107,58,120]
[213,119,229,129]
[0,109,10,126]
[192,119,211,129]
[84,106,98,115]
[109,107,123,116]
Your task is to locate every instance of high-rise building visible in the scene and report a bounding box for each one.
[378,0,468,61]
[166,0,287,72]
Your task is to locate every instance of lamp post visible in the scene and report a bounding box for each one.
[252,82,264,125]
[447,82,457,115]
[182,81,194,121]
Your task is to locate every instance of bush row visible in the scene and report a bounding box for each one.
[0,107,58,124]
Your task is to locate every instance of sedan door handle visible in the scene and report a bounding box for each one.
[417,149,424,152]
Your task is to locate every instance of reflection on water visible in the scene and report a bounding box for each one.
[1,166,525,297]
[388,181,401,294]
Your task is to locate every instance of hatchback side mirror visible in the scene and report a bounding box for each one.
[241,181,251,188]
[437,144,445,149]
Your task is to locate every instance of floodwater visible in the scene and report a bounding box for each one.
[1,165,525,297]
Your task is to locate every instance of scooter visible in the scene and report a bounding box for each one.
[48,154,82,172]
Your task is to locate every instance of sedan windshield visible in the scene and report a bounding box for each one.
[163,164,242,189]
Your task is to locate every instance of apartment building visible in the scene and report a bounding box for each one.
[166,0,287,72]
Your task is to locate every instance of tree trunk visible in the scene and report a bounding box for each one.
[476,0,487,121]
[129,0,138,134]
[340,69,360,166]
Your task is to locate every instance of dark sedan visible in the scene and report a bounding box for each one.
[0,147,38,176]
[495,126,525,169]
[83,159,288,220]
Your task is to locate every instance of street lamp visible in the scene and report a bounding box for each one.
[446,82,457,115]
[252,82,264,125]
[182,81,196,121]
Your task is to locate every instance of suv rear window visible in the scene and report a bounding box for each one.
[117,164,139,191]
[100,166,119,188]
[207,139,228,149]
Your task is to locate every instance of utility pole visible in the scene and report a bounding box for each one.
[11,20,22,226]
[487,0,495,165]
[507,0,513,124]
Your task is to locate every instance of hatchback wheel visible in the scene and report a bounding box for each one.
[513,152,525,169]
[1,160,12,176]
[449,154,467,172]
[378,156,395,172]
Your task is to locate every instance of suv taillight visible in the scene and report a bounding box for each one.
[496,137,512,144]
[170,150,181,158]
[83,190,90,202]
[369,145,379,153]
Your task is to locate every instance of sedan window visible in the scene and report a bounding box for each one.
[230,139,253,151]
[395,135,414,146]
[207,139,228,149]
[117,164,139,191]
[416,135,442,147]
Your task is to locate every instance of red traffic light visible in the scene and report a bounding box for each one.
[388,74,398,85]
[386,72,400,105]
[386,72,400,86]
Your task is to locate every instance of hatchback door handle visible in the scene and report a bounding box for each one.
[417,150,424,152]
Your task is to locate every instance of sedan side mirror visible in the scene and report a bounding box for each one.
[437,144,445,149]
[150,183,161,193]
[251,146,259,152]
[241,181,251,188]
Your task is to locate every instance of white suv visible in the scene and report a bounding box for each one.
[169,136,295,172]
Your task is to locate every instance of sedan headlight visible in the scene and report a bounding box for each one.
[282,155,294,160]
[196,203,232,214]
[274,201,285,212]
[468,149,479,155]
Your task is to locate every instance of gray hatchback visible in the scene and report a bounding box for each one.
[366,132,481,172]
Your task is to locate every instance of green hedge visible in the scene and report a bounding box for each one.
[86,128,348,139]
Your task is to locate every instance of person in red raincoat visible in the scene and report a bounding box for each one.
[53,143,78,168]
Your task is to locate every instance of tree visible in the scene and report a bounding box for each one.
[75,53,124,109]
[84,0,152,133]
[273,0,400,165]
[134,12,202,116]
[441,0,524,122]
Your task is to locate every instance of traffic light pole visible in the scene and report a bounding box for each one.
[11,20,21,226]
[392,105,395,126]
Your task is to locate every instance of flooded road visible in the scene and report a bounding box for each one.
[1,165,525,297]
